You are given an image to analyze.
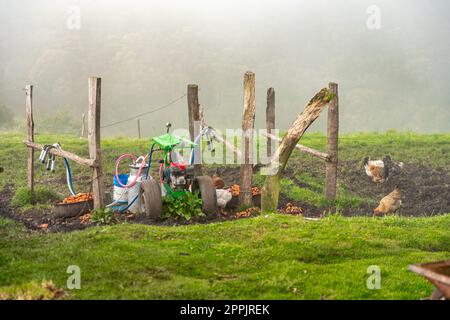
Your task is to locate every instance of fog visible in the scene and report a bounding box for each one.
[1,0,449,136]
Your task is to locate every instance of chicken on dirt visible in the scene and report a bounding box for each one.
[363,155,403,183]
[212,173,232,214]
[374,187,402,216]
[212,173,225,189]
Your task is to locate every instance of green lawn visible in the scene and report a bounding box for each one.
[1,131,450,299]
[1,214,449,299]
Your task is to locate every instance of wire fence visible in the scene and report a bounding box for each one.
[100,93,187,129]
[97,92,438,146]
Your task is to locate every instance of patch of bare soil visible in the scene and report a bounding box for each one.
[0,186,94,233]
[0,184,255,232]
[340,160,450,216]
[1,161,449,233]
[205,162,450,217]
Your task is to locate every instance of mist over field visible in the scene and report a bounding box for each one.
[0,0,449,136]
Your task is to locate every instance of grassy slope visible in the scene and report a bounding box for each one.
[1,214,449,299]
[1,131,450,299]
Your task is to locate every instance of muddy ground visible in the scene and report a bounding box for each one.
[206,160,450,217]
[1,160,450,233]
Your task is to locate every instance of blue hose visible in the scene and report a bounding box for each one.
[64,157,77,196]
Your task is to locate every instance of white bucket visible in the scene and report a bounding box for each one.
[127,177,142,213]
[127,158,149,214]
[113,174,129,204]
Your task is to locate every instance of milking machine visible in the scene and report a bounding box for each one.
[110,123,218,218]
[39,143,77,196]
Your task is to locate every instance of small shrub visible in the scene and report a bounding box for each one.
[11,188,34,207]
[34,187,61,204]
[162,192,204,221]
[91,208,118,225]
[11,187,60,207]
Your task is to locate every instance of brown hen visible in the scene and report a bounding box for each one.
[374,187,402,216]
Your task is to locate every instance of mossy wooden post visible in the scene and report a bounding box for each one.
[88,77,105,209]
[187,84,202,175]
[325,82,339,199]
[239,71,256,206]
[25,85,34,194]
[266,88,275,159]
[261,88,335,212]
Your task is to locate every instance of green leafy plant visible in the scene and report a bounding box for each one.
[162,192,204,221]
[91,208,118,225]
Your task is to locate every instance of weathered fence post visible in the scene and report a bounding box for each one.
[266,87,275,159]
[137,118,141,139]
[325,82,339,199]
[187,84,202,175]
[25,85,34,194]
[88,77,105,209]
[261,88,335,212]
[239,71,256,206]
[80,113,86,138]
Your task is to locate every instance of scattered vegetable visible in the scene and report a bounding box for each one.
[79,213,91,224]
[235,207,260,219]
[60,193,93,204]
[283,202,303,215]
[229,184,261,197]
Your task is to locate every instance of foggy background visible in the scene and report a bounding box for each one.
[0,0,449,136]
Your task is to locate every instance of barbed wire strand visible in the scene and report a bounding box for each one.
[101,93,187,129]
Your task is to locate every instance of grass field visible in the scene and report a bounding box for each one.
[1,214,449,299]
[0,131,449,299]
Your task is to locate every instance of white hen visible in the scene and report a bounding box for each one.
[216,189,232,212]
[363,155,404,183]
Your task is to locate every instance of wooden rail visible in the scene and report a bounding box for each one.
[24,141,96,167]
[262,132,331,162]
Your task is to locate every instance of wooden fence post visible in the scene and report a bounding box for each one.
[137,118,141,139]
[325,82,339,199]
[80,113,86,138]
[261,88,335,212]
[88,77,105,209]
[266,88,275,159]
[25,85,34,193]
[239,71,256,206]
[187,84,202,175]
